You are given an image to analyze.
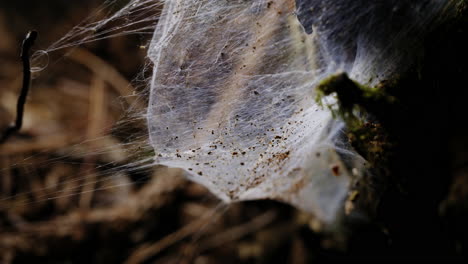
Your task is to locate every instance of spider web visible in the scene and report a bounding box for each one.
[30,0,456,224]
[146,0,454,223]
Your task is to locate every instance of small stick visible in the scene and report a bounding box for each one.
[0,31,38,144]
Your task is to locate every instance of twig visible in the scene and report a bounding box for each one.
[0,31,37,144]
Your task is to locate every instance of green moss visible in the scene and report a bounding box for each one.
[315,73,394,164]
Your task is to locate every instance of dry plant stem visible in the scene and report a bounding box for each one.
[0,134,72,155]
[1,156,12,195]
[125,210,277,264]
[0,31,37,144]
[124,207,219,264]
[198,210,277,251]
[79,76,107,209]
[66,48,140,110]
[0,169,185,250]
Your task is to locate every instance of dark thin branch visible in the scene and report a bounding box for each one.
[0,31,38,144]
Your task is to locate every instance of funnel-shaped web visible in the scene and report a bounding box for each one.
[147,0,451,223]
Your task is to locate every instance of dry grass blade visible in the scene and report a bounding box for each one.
[79,76,107,209]
[66,48,140,110]
[124,205,221,264]
[198,210,277,252]
[125,209,277,264]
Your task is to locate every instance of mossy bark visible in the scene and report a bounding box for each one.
[314,4,468,258]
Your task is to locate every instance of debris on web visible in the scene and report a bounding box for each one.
[147,0,453,224]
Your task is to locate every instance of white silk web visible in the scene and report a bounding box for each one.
[148,0,352,222]
[146,0,453,223]
[26,0,456,224]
